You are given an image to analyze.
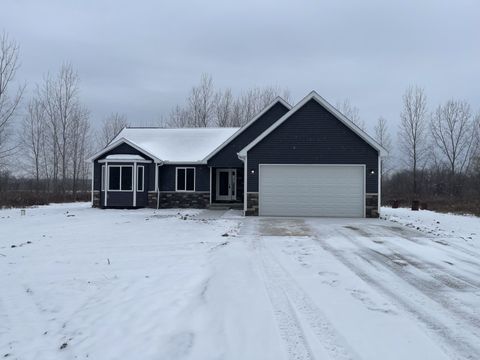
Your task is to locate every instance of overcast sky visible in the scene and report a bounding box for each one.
[2,0,479,133]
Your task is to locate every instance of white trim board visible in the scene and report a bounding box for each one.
[90,162,94,204]
[87,137,162,163]
[137,165,144,192]
[238,91,388,158]
[98,158,152,164]
[203,97,291,162]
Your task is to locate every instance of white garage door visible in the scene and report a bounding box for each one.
[259,164,365,217]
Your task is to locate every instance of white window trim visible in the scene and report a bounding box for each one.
[107,165,134,192]
[101,165,106,191]
[175,167,196,192]
[137,165,144,192]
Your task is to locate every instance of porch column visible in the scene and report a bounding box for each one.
[243,158,248,213]
[133,162,137,207]
[209,167,212,204]
[155,163,159,192]
[91,162,94,204]
[104,161,108,207]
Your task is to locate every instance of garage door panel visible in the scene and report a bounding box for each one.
[259,165,364,217]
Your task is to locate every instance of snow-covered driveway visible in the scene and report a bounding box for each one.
[1,203,480,360]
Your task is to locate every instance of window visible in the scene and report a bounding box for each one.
[108,165,133,191]
[137,166,144,192]
[109,166,120,190]
[176,167,195,191]
[121,167,133,190]
[101,165,105,191]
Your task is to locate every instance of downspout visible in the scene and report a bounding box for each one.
[237,152,247,216]
[105,161,108,207]
[133,162,137,208]
[90,161,94,206]
[378,154,382,216]
[156,162,163,209]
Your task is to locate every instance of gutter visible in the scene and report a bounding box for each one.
[237,152,246,162]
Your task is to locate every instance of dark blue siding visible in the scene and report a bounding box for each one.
[207,102,290,167]
[247,99,379,193]
[94,143,155,191]
[158,165,210,192]
[93,142,155,207]
[107,192,134,207]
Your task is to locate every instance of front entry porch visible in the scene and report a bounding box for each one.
[210,167,244,205]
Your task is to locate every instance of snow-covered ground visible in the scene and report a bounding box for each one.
[1,204,480,359]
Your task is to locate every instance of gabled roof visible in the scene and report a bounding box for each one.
[203,97,291,161]
[87,137,162,163]
[238,91,387,157]
[88,127,239,163]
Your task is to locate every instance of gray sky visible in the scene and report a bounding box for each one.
[2,0,479,134]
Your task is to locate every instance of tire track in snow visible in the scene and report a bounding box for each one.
[340,227,480,333]
[254,237,316,360]
[255,237,360,360]
[311,232,480,360]
[381,224,480,268]
[368,225,480,290]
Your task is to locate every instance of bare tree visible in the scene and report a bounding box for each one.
[40,63,83,194]
[214,88,233,127]
[430,100,477,176]
[166,75,290,128]
[229,99,244,127]
[399,85,429,196]
[70,106,90,198]
[21,98,47,190]
[187,73,215,127]
[0,31,25,166]
[99,112,129,147]
[472,112,480,177]
[374,116,393,176]
[231,86,291,126]
[336,98,365,130]
[167,105,190,128]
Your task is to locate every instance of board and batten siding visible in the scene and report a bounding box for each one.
[207,102,290,168]
[246,99,379,193]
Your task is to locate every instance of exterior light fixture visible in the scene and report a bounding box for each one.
[369,169,375,175]
[250,169,255,174]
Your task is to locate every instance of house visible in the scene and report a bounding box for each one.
[88,91,387,217]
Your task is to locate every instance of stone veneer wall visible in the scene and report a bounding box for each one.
[92,191,100,208]
[157,191,210,209]
[245,192,259,216]
[366,193,379,218]
[147,192,157,208]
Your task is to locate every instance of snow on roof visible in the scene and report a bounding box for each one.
[111,127,240,163]
[105,154,145,160]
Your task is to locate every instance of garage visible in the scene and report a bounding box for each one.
[258,164,365,217]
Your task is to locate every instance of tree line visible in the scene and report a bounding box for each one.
[163,73,291,128]
[384,86,480,214]
[0,32,292,207]
[1,30,479,212]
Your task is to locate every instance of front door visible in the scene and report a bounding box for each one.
[216,169,236,201]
